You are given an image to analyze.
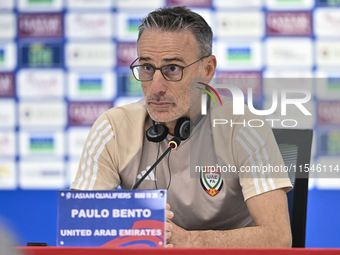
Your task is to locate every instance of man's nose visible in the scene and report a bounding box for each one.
[149,69,167,95]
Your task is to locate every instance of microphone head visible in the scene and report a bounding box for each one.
[169,137,181,149]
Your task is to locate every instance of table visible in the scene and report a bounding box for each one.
[18,247,340,255]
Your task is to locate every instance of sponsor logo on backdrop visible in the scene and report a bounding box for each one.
[19,161,65,189]
[18,69,64,98]
[27,0,56,4]
[215,71,262,97]
[0,14,16,39]
[117,13,144,40]
[314,9,340,37]
[216,12,264,37]
[319,130,340,155]
[0,100,15,127]
[318,102,340,125]
[227,47,252,62]
[117,43,137,67]
[127,18,140,33]
[0,73,15,97]
[317,41,340,66]
[18,0,63,11]
[19,102,66,127]
[214,0,261,8]
[216,42,262,69]
[19,42,63,67]
[0,49,4,64]
[0,132,15,157]
[267,12,312,36]
[66,13,112,38]
[0,49,4,65]
[68,102,113,126]
[20,131,64,156]
[19,13,62,38]
[266,0,314,9]
[266,39,312,67]
[0,161,16,189]
[316,0,340,6]
[79,78,103,93]
[0,43,16,70]
[28,137,55,155]
[66,43,115,68]
[68,72,116,100]
[30,137,54,152]
[167,0,211,7]
[66,0,112,9]
[328,77,340,91]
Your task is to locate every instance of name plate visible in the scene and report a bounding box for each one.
[57,190,166,248]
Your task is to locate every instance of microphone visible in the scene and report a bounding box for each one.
[132,137,181,190]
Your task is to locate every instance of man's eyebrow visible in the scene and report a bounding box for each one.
[139,57,186,64]
[139,57,152,62]
[162,57,186,64]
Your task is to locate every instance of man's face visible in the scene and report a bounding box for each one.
[137,29,202,122]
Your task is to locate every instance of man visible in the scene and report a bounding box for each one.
[72,6,292,247]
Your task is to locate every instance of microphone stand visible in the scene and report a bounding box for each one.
[132,137,180,190]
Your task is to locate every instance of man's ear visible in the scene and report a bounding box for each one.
[203,55,217,79]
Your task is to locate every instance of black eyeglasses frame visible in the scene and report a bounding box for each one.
[129,55,210,82]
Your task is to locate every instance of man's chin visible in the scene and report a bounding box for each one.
[147,110,180,123]
[146,104,189,123]
[149,114,177,123]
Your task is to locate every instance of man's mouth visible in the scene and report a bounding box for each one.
[149,101,173,106]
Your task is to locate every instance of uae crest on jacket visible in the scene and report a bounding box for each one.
[200,166,223,197]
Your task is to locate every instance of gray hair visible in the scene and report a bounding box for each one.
[138,6,213,58]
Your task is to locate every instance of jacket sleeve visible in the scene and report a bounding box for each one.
[71,112,120,190]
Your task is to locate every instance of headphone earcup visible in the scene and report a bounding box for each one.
[146,124,169,143]
[174,117,192,141]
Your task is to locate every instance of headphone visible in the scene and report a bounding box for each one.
[146,117,193,143]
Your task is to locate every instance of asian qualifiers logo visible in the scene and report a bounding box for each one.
[197,82,312,128]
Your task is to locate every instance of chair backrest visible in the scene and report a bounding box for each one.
[272,129,313,248]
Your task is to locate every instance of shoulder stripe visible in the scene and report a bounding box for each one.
[262,147,276,190]
[245,124,276,190]
[249,156,261,195]
[235,136,253,155]
[255,151,269,192]
[75,119,109,189]
[239,128,259,150]
[246,125,265,146]
[240,128,269,192]
[88,131,114,190]
[81,124,113,190]
[236,135,261,195]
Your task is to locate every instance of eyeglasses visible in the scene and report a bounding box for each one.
[129,55,210,82]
